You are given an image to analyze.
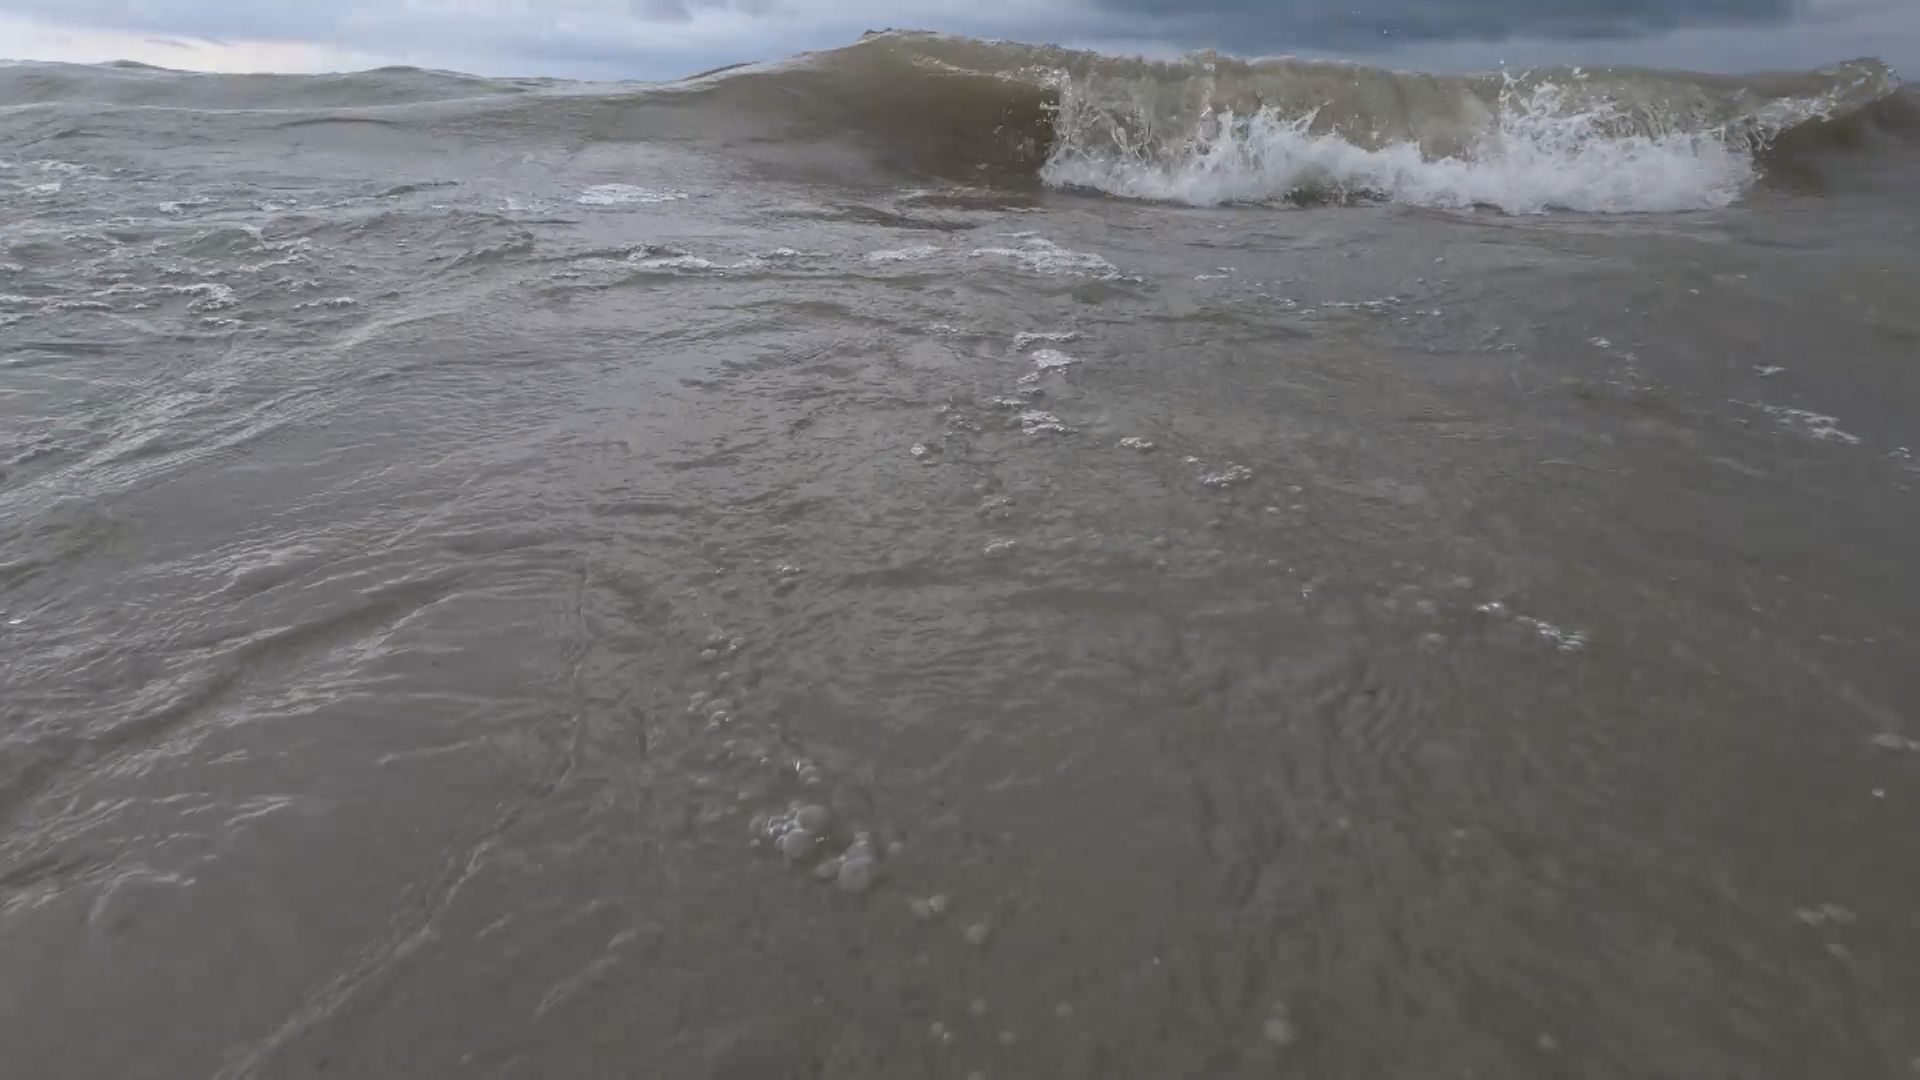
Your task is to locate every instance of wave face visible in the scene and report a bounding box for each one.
[664,33,1906,212]
[3,32,1911,213]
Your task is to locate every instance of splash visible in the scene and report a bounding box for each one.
[1042,81,1763,214]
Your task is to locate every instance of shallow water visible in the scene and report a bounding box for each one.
[4,36,1920,1080]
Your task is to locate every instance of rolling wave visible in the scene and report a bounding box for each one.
[2,31,1910,213]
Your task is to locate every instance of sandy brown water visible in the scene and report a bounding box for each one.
[4,43,1920,1079]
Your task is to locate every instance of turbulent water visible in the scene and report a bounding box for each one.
[4,30,1920,1079]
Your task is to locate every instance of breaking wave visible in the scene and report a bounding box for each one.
[3,31,1910,214]
[701,32,1906,213]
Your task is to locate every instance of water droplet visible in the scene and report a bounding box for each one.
[963,922,992,947]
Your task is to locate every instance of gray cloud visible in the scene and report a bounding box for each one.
[0,0,1906,78]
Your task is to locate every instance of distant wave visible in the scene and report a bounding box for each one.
[2,32,1910,214]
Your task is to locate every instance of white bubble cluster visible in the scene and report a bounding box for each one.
[1019,411,1076,436]
[1201,464,1253,489]
[1013,330,1079,349]
[1517,616,1588,653]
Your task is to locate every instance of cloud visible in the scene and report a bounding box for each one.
[0,0,1906,78]
[1,0,1114,75]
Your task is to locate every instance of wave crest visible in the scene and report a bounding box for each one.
[740,33,1906,213]
[5,33,1909,214]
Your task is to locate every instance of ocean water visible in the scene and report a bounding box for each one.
[3,31,1920,1079]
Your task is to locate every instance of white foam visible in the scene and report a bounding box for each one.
[1019,410,1076,435]
[1746,403,1862,445]
[1324,296,1402,313]
[1042,83,1758,214]
[576,184,688,206]
[1517,616,1589,652]
[1013,330,1079,349]
[1030,348,1079,372]
[170,282,237,312]
[1201,464,1253,489]
[865,244,943,264]
[969,237,1118,278]
[628,254,757,273]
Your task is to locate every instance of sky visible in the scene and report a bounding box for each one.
[1,0,1916,79]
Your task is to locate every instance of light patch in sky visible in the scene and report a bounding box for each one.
[0,13,374,73]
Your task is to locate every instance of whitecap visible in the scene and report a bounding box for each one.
[865,244,943,264]
[1042,81,1762,215]
[1030,348,1079,372]
[969,237,1118,278]
[576,184,688,206]
[170,282,238,312]
[1013,330,1079,349]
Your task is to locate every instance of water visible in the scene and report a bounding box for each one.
[3,31,1920,1079]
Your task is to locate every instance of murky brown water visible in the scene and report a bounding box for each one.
[4,39,1920,1079]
